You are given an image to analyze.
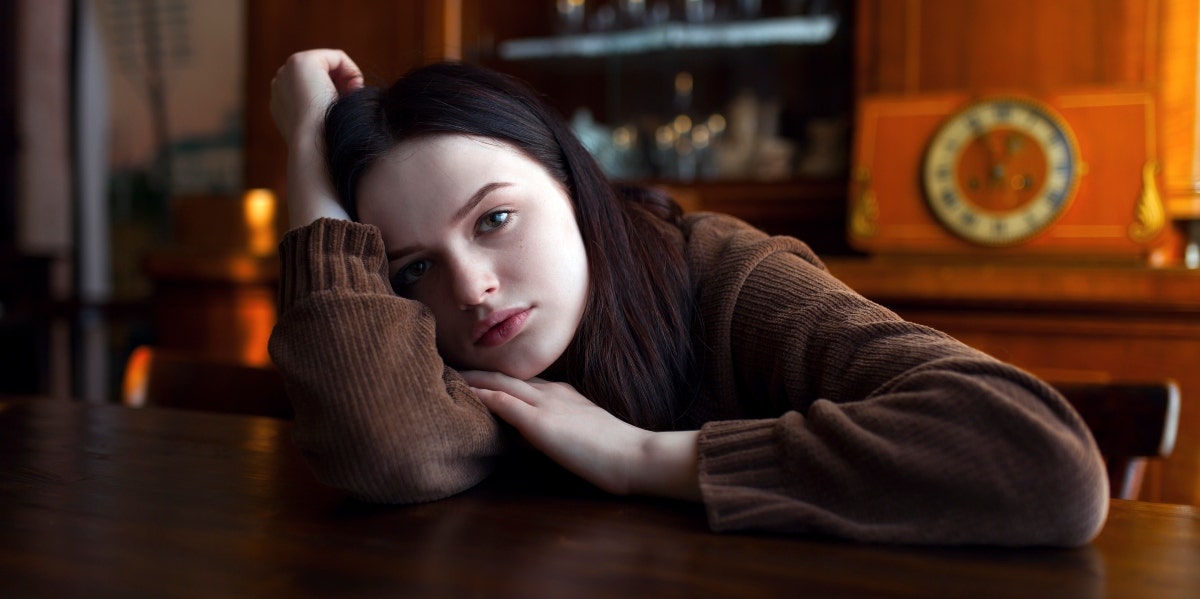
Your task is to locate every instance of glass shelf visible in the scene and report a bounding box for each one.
[497,15,838,60]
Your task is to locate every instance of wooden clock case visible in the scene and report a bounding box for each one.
[849,90,1172,261]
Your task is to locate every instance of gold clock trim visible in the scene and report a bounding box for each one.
[1129,160,1165,243]
[922,97,1083,247]
[850,166,879,239]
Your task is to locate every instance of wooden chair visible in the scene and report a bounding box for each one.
[1052,380,1180,500]
[121,346,292,419]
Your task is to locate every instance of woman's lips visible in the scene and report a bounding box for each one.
[473,308,532,347]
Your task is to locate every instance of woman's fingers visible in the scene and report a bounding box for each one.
[300,48,363,97]
[460,372,535,424]
[460,370,539,405]
[469,386,535,428]
[325,52,365,95]
[269,49,363,146]
[295,48,363,93]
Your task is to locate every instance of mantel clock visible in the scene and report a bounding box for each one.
[849,92,1169,261]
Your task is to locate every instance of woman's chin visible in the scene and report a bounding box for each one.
[497,361,550,381]
[451,356,551,382]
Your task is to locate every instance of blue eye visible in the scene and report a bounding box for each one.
[479,210,512,232]
[393,260,430,289]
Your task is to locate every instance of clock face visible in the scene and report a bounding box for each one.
[922,99,1082,246]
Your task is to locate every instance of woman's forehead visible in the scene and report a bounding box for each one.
[357,134,567,223]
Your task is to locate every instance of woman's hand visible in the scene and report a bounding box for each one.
[461,371,701,501]
[269,49,363,228]
[270,49,363,146]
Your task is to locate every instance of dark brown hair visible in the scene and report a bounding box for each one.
[324,62,696,431]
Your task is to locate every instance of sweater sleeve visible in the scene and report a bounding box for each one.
[687,215,1108,546]
[267,218,503,503]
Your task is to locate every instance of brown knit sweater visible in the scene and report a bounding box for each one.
[268,213,1108,546]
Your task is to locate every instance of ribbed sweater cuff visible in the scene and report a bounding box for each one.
[697,418,787,531]
[276,218,393,311]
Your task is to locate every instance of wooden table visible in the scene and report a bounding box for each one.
[2,400,1197,598]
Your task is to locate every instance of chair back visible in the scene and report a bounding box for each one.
[122,346,292,419]
[1053,380,1180,500]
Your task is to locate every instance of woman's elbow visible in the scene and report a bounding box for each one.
[298,429,496,504]
[1039,450,1109,546]
[1006,434,1110,547]
[367,448,495,504]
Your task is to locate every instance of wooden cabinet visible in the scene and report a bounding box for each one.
[461,1,855,252]
[853,0,1199,263]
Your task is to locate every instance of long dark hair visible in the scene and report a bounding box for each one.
[324,62,696,431]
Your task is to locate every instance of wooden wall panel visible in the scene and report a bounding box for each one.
[859,0,1152,95]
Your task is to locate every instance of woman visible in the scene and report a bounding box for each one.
[268,49,1107,545]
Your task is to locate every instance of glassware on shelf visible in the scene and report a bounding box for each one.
[736,0,762,19]
[648,0,671,26]
[589,3,617,32]
[684,0,716,23]
[557,0,586,34]
[489,1,853,183]
[619,0,646,28]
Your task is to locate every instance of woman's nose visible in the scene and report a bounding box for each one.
[449,254,498,309]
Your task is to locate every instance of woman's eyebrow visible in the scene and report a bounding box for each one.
[452,182,512,224]
[386,182,514,262]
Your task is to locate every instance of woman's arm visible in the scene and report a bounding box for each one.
[269,219,504,503]
[688,215,1108,545]
[267,51,504,502]
[269,49,360,228]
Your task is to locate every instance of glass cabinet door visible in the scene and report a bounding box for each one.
[464,0,852,185]
[460,0,855,252]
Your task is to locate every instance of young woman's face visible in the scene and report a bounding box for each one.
[356,134,589,380]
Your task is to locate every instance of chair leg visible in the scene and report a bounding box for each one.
[1107,458,1146,500]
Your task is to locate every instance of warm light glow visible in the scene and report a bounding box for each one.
[656,125,677,149]
[612,125,636,150]
[243,188,277,255]
[707,113,726,135]
[122,346,155,407]
[236,294,277,366]
[673,114,693,135]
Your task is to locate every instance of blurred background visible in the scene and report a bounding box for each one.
[3,0,1200,505]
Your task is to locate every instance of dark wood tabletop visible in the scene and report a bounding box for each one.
[2,400,1198,598]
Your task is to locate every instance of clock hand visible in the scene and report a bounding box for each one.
[1003,134,1034,192]
[983,132,1007,188]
